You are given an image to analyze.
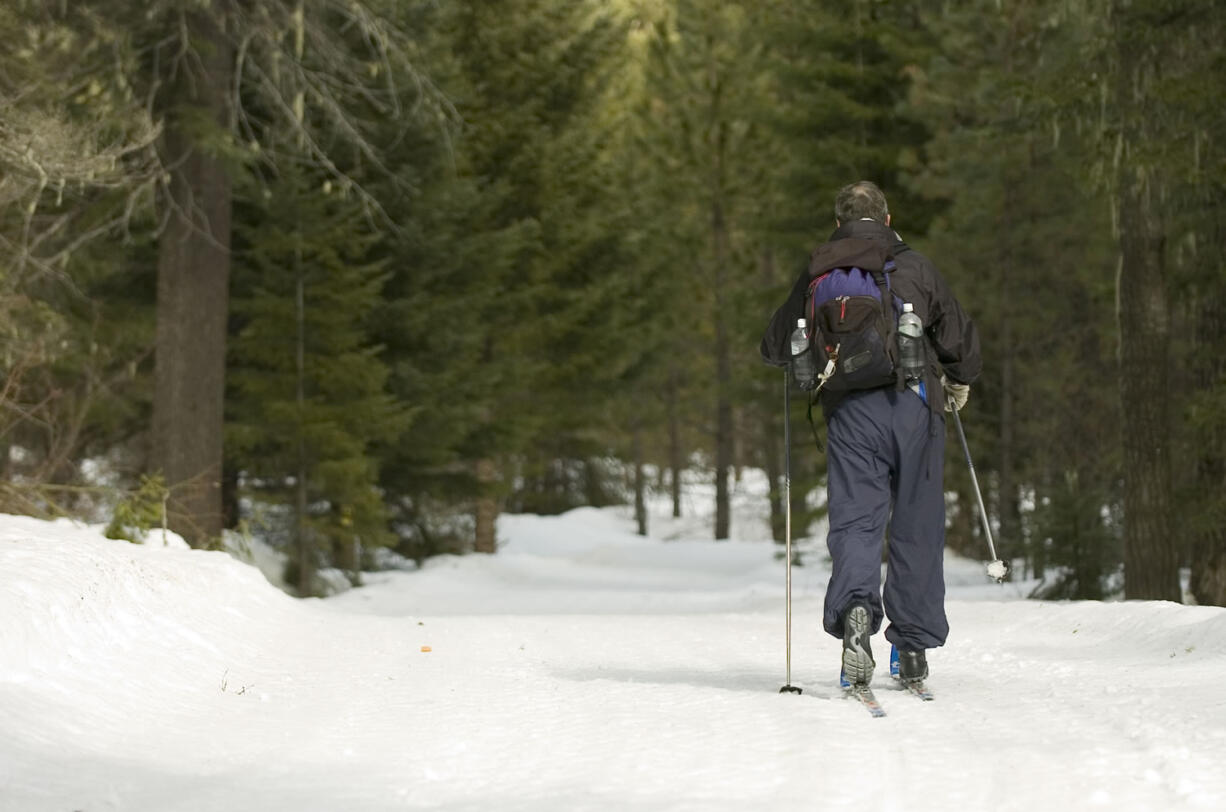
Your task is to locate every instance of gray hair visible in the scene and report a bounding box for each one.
[834,181,889,224]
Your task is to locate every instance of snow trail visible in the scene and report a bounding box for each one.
[2,496,1225,811]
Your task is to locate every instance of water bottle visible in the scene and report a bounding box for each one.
[897,303,926,382]
[790,318,817,390]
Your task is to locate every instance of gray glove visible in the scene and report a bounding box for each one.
[942,375,969,412]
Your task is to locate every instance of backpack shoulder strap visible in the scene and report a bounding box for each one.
[872,260,905,390]
[869,259,896,308]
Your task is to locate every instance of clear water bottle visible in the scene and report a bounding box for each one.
[790,318,817,390]
[897,303,925,382]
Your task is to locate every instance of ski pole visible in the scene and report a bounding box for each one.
[780,368,802,694]
[947,397,1009,582]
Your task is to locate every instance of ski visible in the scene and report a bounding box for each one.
[899,680,934,701]
[845,685,886,717]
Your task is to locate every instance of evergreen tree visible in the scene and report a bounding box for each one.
[1098,0,1226,600]
[911,0,1120,596]
[634,0,783,539]
[376,0,631,554]
[762,0,935,248]
[17,0,439,547]
[228,167,403,595]
[1137,2,1226,607]
[141,0,236,547]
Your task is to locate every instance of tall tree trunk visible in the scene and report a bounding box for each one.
[713,199,732,541]
[290,0,313,593]
[1116,179,1179,600]
[998,328,1018,556]
[761,250,785,543]
[1185,20,1226,607]
[584,457,608,507]
[714,324,732,540]
[474,457,498,554]
[1114,13,1180,601]
[294,265,312,595]
[708,46,732,540]
[1117,198,1179,599]
[667,369,683,519]
[995,128,1021,560]
[633,426,647,537]
[763,390,785,544]
[152,6,234,548]
[220,465,239,530]
[1189,292,1226,605]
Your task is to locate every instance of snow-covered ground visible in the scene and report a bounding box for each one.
[2,474,1225,811]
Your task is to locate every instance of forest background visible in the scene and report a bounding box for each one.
[1,0,1223,605]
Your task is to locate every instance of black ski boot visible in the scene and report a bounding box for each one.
[897,649,928,684]
[841,602,875,686]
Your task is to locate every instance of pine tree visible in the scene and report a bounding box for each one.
[910,0,1121,595]
[228,168,403,595]
[1097,0,1226,600]
[375,0,632,554]
[16,0,440,547]
[1134,1,1226,606]
[761,0,936,247]
[633,0,785,539]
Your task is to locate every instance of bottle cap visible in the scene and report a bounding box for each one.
[902,303,914,313]
[797,318,807,328]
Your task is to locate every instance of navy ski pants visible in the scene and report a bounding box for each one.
[821,388,949,651]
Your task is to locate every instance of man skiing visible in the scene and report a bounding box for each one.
[761,181,982,690]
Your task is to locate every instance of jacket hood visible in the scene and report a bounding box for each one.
[829,219,910,255]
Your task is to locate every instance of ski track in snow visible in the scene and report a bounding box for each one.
[2,495,1225,812]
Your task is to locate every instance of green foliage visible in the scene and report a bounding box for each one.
[228,165,405,579]
[4,0,1224,603]
[105,474,168,544]
[0,3,159,493]
[760,0,937,245]
[906,1,1122,593]
[1029,471,1123,600]
[629,0,785,536]
[373,0,637,537]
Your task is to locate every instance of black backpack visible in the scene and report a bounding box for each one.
[804,238,903,395]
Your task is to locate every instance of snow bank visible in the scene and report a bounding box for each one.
[2,506,1225,812]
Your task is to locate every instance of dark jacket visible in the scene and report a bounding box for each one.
[761,219,982,419]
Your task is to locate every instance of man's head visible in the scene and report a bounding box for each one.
[834,181,890,226]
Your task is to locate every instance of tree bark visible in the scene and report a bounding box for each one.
[758,248,785,543]
[1114,11,1180,601]
[1116,179,1179,600]
[714,329,732,539]
[474,457,498,554]
[1190,539,1226,606]
[1189,293,1226,605]
[763,395,785,544]
[667,370,683,518]
[998,331,1019,558]
[152,6,234,548]
[292,0,311,594]
[707,45,732,541]
[713,207,733,540]
[294,267,312,595]
[633,426,647,537]
[996,131,1020,561]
